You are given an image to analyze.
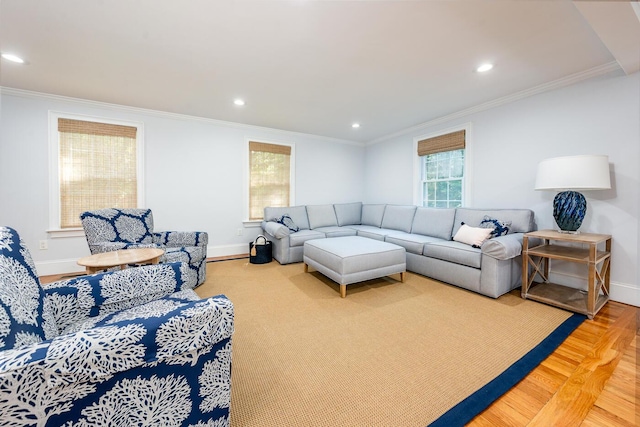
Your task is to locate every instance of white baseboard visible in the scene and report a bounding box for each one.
[36,259,87,276]
[35,243,250,276]
[207,243,248,258]
[548,271,639,307]
[609,282,640,308]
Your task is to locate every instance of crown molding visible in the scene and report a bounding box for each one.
[0,86,364,147]
[367,61,622,146]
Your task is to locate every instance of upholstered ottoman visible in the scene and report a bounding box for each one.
[303,236,406,297]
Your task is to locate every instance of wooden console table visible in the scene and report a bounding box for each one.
[521,230,611,319]
[77,248,165,274]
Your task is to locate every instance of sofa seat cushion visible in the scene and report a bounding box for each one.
[385,232,444,255]
[314,226,358,238]
[348,226,389,241]
[423,240,482,269]
[289,229,326,247]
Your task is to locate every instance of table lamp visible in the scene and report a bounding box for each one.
[535,155,610,233]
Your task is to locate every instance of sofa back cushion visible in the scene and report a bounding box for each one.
[306,204,338,229]
[264,206,310,230]
[452,208,535,237]
[334,202,362,226]
[0,226,48,350]
[381,205,417,233]
[411,207,456,240]
[361,204,386,227]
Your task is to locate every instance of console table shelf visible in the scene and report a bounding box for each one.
[522,230,611,319]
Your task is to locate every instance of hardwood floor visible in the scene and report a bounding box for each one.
[470,299,638,426]
[40,267,638,426]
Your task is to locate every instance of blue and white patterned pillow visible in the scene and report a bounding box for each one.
[275,215,299,232]
[0,227,48,350]
[479,215,512,238]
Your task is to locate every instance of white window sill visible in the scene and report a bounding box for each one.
[47,228,86,238]
[242,220,262,228]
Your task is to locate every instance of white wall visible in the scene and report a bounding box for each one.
[0,90,365,274]
[364,71,640,306]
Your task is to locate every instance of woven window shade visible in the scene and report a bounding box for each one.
[58,118,138,228]
[417,130,465,156]
[249,142,291,220]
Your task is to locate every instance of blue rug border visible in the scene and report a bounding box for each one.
[429,312,586,427]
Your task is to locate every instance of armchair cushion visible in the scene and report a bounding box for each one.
[80,208,155,246]
[0,227,54,351]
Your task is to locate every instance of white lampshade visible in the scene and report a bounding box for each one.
[535,155,611,191]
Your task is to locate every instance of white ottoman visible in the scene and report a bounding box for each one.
[303,236,406,298]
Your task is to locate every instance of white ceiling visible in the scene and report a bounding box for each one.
[1,0,639,143]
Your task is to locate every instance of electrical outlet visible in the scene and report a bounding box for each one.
[236,228,243,236]
[39,240,48,250]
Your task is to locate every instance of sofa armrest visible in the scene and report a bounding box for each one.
[262,221,290,239]
[43,262,195,334]
[481,233,524,260]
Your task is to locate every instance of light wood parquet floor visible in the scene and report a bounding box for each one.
[41,260,638,426]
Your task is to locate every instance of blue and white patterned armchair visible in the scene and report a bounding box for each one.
[80,208,208,286]
[0,226,233,426]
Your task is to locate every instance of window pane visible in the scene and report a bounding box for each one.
[249,142,291,220]
[58,119,138,228]
[425,157,437,180]
[436,181,448,201]
[420,147,465,208]
[449,179,462,201]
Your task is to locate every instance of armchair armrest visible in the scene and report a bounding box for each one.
[43,294,234,386]
[262,221,290,239]
[154,231,208,248]
[89,242,161,254]
[481,233,524,260]
[0,295,234,418]
[43,262,196,335]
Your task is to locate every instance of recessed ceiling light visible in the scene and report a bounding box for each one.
[234,99,245,106]
[352,123,360,129]
[1,53,25,63]
[476,63,493,73]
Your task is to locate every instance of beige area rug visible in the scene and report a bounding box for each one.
[195,259,576,427]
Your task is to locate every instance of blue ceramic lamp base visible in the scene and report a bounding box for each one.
[553,191,586,233]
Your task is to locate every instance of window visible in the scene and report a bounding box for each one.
[248,141,293,220]
[418,129,466,208]
[49,113,144,232]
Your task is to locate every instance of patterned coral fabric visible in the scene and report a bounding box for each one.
[0,226,234,426]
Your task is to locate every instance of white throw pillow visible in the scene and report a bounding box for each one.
[453,223,493,248]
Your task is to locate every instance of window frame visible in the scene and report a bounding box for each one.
[244,138,295,224]
[48,111,145,237]
[413,123,473,207]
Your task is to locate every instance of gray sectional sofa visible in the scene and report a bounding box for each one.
[261,203,536,298]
